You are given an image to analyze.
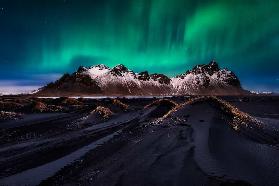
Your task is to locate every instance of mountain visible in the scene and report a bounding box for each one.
[172,61,243,95]
[36,61,247,96]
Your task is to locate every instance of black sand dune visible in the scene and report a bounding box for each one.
[0,96,279,186]
[81,106,114,126]
[140,99,178,121]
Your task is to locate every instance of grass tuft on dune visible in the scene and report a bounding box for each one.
[163,96,262,131]
[144,99,178,109]
[92,106,114,120]
[111,99,129,111]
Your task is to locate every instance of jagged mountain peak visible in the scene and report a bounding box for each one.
[189,60,220,76]
[90,64,110,70]
[77,66,88,73]
[77,64,110,74]
[113,64,128,70]
[137,71,150,81]
[150,73,171,84]
[208,60,219,69]
[171,60,243,94]
[111,64,134,76]
[37,60,247,96]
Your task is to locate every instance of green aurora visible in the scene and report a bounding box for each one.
[0,0,279,91]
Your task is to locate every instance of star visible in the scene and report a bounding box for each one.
[0,7,5,14]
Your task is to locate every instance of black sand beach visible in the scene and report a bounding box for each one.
[0,95,278,186]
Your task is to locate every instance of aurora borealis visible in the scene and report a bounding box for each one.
[0,0,279,93]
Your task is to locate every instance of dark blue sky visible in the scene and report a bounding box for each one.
[0,0,279,93]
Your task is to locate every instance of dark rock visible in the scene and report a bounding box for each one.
[92,64,110,70]
[150,73,171,84]
[190,60,220,76]
[77,66,88,73]
[111,64,129,76]
[138,71,150,81]
[37,73,102,96]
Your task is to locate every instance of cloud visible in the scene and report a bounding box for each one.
[30,73,62,84]
[0,73,62,95]
[0,73,62,86]
[0,85,40,95]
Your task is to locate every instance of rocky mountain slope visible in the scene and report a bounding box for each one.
[37,61,247,96]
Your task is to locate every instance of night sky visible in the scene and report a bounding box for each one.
[0,0,278,93]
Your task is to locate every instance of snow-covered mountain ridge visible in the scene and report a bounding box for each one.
[37,61,246,96]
